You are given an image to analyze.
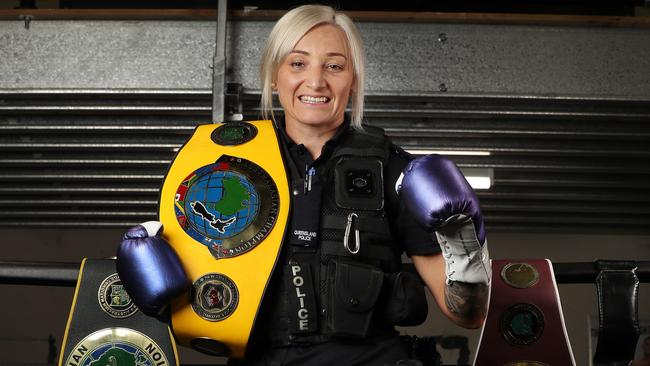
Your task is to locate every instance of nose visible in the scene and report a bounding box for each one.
[306,67,325,89]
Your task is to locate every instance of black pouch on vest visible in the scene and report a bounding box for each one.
[326,258,384,338]
[382,271,428,326]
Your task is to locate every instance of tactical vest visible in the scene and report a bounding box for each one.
[319,125,402,272]
[256,125,426,349]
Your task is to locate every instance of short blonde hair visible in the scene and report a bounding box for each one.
[259,5,365,129]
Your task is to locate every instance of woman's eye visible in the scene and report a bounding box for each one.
[326,64,343,71]
[290,61,304,68]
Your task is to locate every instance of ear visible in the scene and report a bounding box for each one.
[350,75,357,93]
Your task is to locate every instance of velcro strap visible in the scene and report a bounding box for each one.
[321,240,395,261]
[321,215,391,236]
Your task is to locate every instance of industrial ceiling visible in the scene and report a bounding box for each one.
[0,4,649,234]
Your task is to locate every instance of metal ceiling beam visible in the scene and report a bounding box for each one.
[211,0,227,123]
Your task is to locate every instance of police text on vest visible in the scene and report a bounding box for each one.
[291,264,310,330]
[293,230,317,242]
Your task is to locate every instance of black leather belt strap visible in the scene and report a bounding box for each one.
[593,260,640,365]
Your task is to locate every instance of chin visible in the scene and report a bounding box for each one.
[294,115,338,127]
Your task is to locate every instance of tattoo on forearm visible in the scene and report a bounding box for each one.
[445,282,489,321]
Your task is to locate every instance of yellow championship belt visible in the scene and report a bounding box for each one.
[159,121,289,359]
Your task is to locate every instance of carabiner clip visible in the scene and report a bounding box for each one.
[343,212,360,255]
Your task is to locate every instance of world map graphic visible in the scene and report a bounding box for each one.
[182,169,260,241]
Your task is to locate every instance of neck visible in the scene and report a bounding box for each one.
[285,122,341,160]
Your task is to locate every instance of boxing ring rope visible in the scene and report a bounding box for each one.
[0,261,80,287]
[1,260,649,286]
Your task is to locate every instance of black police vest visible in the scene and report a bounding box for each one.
[319,125,402,273]
[260,125,403,347]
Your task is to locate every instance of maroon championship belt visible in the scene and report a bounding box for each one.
[474,259,576,365]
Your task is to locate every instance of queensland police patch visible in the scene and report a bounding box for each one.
[174,154,280,259]
[64,328,169,366]
[191,273,239,321]
[97,273,138,318]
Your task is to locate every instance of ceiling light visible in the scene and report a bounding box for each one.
[406,149,491,156]
[460,168,493,190]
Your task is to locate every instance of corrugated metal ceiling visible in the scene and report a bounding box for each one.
[1,90,648,233]
[0,14,649,233]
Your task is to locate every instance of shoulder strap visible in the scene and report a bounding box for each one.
[332,125,391,161]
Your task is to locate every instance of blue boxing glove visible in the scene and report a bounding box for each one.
[116,221,190,317]
[397,155,491,285]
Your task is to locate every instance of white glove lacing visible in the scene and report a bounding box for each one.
[435,214,491,285]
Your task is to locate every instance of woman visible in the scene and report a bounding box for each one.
[236,4,490,365]
[117,4,489,366]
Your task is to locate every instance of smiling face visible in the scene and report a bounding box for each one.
[275,24,355,134]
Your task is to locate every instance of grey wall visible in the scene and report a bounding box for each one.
[2,20,649,96]
[1,229,648,365]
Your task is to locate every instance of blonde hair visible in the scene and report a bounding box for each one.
[259,5,365,129]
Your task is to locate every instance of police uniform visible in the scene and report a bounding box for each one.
[229,118,440,366]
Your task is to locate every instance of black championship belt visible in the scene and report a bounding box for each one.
[593,260,640,365]
[474,259,576,365]
[59,258,179,366]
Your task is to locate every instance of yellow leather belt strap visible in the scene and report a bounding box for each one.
[159,120,290,359]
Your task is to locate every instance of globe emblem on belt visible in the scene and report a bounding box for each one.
[184,169,260,239]
[74,342,157,366]
[64,328,169,366]
[175,155,280,259]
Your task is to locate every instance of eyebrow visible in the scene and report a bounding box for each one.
[290,49,348,59]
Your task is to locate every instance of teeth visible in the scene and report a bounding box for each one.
[300,96,328,103]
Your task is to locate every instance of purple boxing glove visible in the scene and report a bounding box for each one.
[116,221,190,317]
[397,155,491,285]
